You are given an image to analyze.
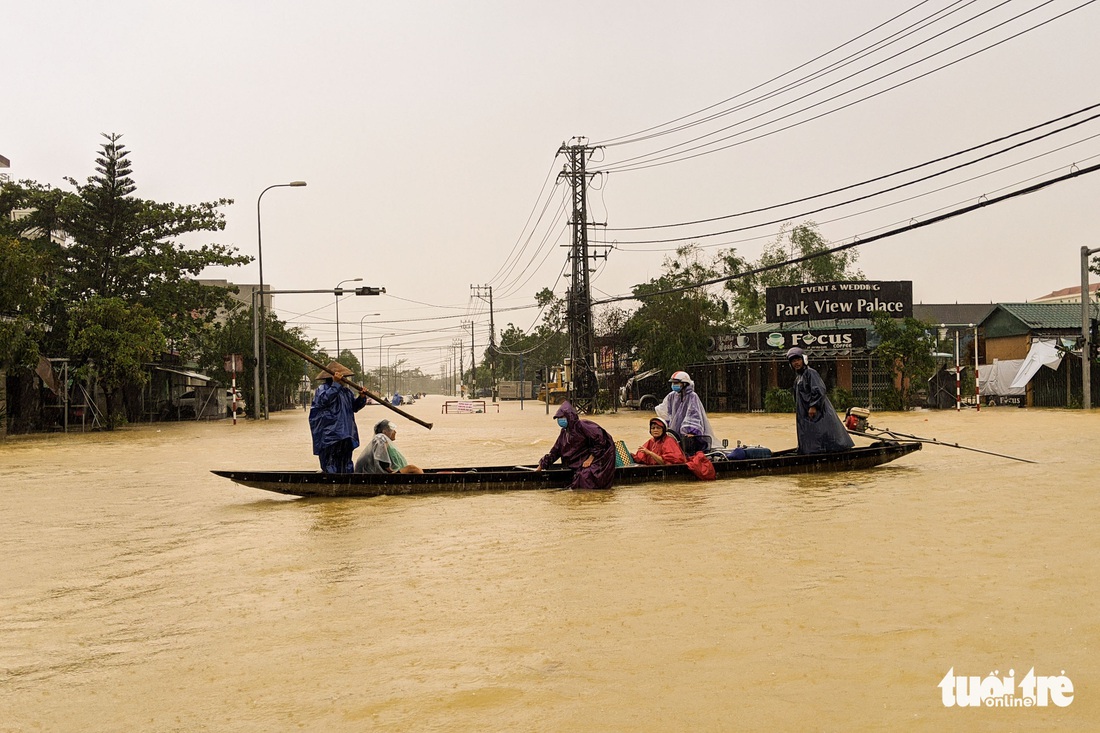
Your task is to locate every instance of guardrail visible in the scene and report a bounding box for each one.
[441,400,499,414]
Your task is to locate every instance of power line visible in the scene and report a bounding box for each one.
[600,0,1096,173]
[592,160,1100,305]
[605,107,1100,245]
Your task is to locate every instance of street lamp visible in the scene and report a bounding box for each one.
[387,345,398,394]
[378,333,396,393]
[334,277,363,357]
[254,180,306,420]
[358,314,381,379]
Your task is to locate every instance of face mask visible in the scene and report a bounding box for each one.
[556,417,569,428]
[670,383,682,392]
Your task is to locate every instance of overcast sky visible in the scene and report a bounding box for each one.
[5,0,1100,374]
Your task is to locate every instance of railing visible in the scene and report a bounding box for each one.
[441,400,498,414]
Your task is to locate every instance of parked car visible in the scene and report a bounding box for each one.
[226,388,246,416]
[174,388,246,417]
[620,368,669,410]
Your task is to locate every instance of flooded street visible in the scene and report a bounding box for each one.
[2,396,1098,731]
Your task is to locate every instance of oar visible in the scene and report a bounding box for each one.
[849,427,1035,463]
[267,334,434,430]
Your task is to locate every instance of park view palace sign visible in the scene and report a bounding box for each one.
[765,280,913,323]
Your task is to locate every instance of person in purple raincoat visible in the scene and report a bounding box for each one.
[308,361,369,473]
[536,401,617,490]
[655,370,717,456]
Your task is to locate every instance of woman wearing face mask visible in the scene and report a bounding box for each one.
[536,401,617,489]
[655,370,717,456]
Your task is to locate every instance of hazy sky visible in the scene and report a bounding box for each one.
[5,0,1100,375]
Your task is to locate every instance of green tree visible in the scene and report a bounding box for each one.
[4,134,256,426]
[870,311,937,410]
[0,234,49,371]
[623,244,729,376]
[194,308,321,413]
[68,297,166,427]
[494,288,570,379]
[720,222,863,324]
[50,134,249,348]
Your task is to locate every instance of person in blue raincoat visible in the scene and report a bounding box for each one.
[787,347,854,454]
[308,361,369,473]
[536,401,617,490]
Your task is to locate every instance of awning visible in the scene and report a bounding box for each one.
[1009,340,1065,389]
[153,366,213,382]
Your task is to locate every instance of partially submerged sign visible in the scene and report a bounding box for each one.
[766,281,913,322]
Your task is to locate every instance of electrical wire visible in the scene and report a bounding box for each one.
[601,0,1096,173]
[594,0,945,147]
[591,160,1100,305]
[606,108,1100,245]
[604,102,1100,232]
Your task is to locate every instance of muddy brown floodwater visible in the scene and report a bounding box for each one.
[1,395,1098,731]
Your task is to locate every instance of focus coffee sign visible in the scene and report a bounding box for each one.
[766,281,913,322]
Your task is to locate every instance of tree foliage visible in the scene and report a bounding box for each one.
[68,297,166,427]
[493,287,570,379]
[0,234,49,370]
[1,134,255,427]
[622,245,730,376]
[720,222,863,324]
[870,312,937,410]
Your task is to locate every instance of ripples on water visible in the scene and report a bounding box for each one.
[1,397,1098,731]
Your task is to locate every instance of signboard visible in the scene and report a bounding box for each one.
[984,394,1026,408]
[224,353,244,373]
[708,333,758,353]
[766,281,913,323]
[758,328,867,352]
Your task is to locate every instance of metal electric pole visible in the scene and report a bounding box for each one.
[1082,245,1100,410]
[461,320,475,397]
[557,137,607,413]
[472,285,496,400]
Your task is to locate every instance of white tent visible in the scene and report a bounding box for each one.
[1008,340,1066,389]
[978,359,1026,396]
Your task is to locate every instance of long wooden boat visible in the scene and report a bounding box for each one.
[212,440,920,498]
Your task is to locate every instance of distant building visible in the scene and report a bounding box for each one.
[1031,282,1100,304]
[194,279,270,326]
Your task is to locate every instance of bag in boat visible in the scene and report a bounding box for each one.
[614,440,636,467]
[724,446,771,460]
[685,451,716,481]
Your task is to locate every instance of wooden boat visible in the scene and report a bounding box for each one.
[212,440,920,498]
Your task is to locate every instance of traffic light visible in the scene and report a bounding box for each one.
[534,368,544,381]
[355,286,385,296]
[1091,319,1099,361]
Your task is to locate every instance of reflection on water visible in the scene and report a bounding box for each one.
[2,397,1099,731]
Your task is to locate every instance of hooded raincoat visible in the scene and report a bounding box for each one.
[538,401,616,489]
[309,378,368,472]
[655,371,717,453]
[788,350,854,455]
[633,418,687,466]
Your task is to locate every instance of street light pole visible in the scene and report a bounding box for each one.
[378,333,396,394]
[334,277,363,358]
[255,180,306,420]
[358,314,381,378]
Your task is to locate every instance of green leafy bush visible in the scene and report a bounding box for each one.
[764,388,795,413]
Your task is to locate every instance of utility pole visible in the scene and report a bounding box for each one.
[457,336,465,398]
[1083,245,1100,409]
[557,137,608,413]
[452,339,460,396]
[461,319,475,397]
[472,285,496,400]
